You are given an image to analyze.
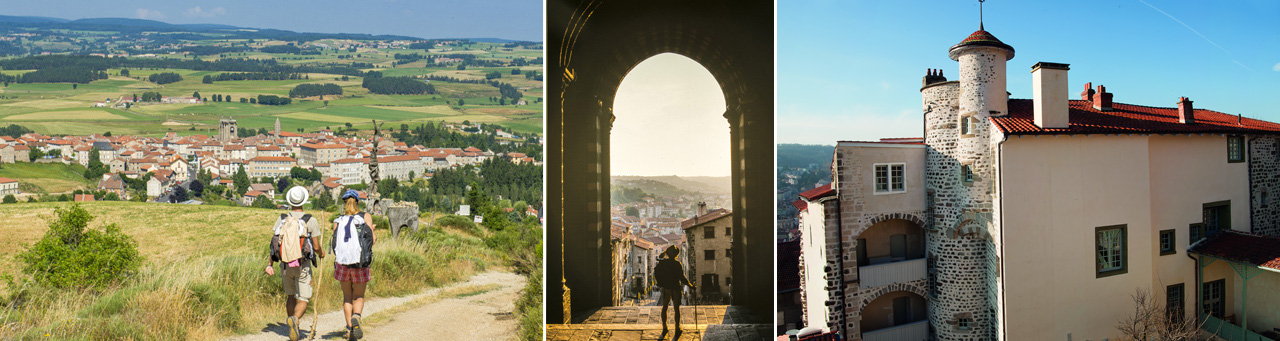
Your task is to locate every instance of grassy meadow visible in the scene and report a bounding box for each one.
[0,201,510,340]
[0,41,543,137]
[0,163,92,195]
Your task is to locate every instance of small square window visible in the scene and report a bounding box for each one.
[725,226,731,236]
[958,317,971,331]
[1228,136,1245,163]
[874,163,906,194]
[1096,225,1128,278]
[704,249,715,261]
[704,225,715,239]
[961,165,975,185]
[1190,223,1205,244]
[1159,229,1176,256]
[725,248,732,258]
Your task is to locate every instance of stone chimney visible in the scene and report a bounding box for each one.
[922,68,948,87]
[1178,97,1195,124]
[1031,62,1070,129]
[1092,85,1113,111]
[1080,82,1094,101]
[697,202,707,216]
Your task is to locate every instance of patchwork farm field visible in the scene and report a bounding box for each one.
[0,41,543,137]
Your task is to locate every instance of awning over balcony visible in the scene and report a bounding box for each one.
[1189,231,1280,340]
[1189,231,1280,273]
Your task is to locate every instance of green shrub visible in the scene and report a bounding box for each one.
[436,214,479,233]
[16,204,143,288]
[371,214,390,231]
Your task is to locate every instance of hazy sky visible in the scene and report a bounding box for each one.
[778,0,1280,144]
[611,53,730,177]
[1,0,543,41]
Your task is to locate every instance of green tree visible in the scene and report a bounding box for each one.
[15,204,142,288]
[233,164,250,196]
[2,194,16,203]
[625,206,639,217]
[202,75,213,84]
[28,147,43,162]
[253,194,276,209]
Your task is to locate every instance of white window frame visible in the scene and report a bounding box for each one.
[873,163,906,194]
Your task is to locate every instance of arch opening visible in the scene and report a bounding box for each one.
[608,53,731,306]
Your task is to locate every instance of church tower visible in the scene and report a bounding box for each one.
[922,15,1013,340]
[218,117,238,141]
[274,118,282,137]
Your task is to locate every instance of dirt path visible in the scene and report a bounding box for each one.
[225,271,527,341]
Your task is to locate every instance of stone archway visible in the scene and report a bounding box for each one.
[547,0,773,323]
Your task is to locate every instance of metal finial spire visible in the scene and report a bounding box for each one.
[979,0,985,30]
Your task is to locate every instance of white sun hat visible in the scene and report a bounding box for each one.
[286,186,309,207]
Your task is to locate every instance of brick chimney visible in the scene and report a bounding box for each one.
[1178,97,1195,124]
[1092,85,1113,111]
[1080,82,1094,101]
[1031,62,1070,129]
[697,202,707,216]
[922,68,948,87]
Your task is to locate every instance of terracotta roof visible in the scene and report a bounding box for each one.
[1190,231,1280,271]
[74,194,95,202]
[248,156,296,162]
[798,183,835,201]
[0,177,17,184]
[950,29,1014,59]
[245,190,264,197]
[680,208,731,229]
[377,155,419,163]
[777,239,801,292]
[791,199,807,211]
[992,99,1280,135]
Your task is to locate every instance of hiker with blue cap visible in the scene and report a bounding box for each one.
[264,186,324,341]
[331,189,377,340]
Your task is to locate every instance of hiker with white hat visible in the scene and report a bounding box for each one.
[264,186,325,341]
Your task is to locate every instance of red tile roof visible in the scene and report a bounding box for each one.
[992,99,1280,135]
[791,199,807,211]
[798,183,835,201]
[0,177,16,184]
[680,208,731,229]
[777,239,801,292]
[1190,231,1280,271]
[248,156,296,162]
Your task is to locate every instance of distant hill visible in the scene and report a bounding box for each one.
[0,15,68,24]
[68,18,177,28]
[611,175,731,196]
[0,15,424,41]
[777,144,834,169]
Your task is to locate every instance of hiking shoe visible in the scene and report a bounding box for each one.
[350,315,363,339]
[287,316,299,341]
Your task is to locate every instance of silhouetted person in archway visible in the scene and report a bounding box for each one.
[654,245,691,337]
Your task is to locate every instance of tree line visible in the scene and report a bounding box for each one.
[147,72,182,84]
[289,83,342,98]
[0,55,368,77]
[361,73,434,95]
[203,72,303,83]
[0,66,108,84]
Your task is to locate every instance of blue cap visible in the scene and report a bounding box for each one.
[341,189,361,201]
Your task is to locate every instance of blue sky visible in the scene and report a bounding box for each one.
[2,0,542,41]
[778,0,1280,144]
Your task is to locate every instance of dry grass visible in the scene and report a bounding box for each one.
[0,202,503,340]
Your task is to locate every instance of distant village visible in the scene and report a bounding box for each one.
[608,194,734,306]
[0,118,540,203]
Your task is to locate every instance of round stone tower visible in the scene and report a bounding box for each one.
[922,25,1013,340]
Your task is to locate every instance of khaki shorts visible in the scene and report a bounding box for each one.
[281,263,313,302]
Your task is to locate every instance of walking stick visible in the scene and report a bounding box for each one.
[310,209,326,340]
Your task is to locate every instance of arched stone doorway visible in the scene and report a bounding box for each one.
[860,291,928,340]
[547,0,774,323]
